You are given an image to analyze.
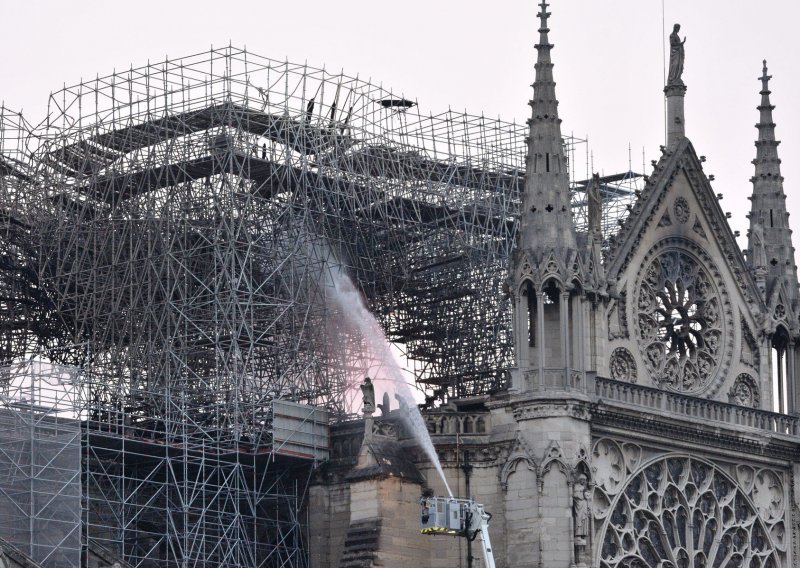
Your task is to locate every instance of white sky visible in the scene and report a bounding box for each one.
[1,0,798,244]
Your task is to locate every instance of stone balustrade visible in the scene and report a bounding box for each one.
[595,376,800,437]
[423,412,489,436]
[341,377,798,443]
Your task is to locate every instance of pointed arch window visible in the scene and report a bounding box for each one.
[771,324,789,413]
[523,281,537,347]
[542,280,562,367]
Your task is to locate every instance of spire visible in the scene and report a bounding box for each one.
[508,1,597,395]
[754,60,780,181]
[519,0,576,252]
[747,60,799,303]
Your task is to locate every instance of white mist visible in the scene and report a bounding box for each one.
[323,256,453,497]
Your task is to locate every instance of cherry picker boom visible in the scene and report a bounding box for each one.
[420,496,496,568]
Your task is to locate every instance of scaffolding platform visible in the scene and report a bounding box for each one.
[0,47,642,567]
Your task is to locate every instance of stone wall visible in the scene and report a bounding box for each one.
[312,387,800,568]
[309,483,351,568]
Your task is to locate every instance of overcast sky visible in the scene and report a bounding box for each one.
[1,0,798,243]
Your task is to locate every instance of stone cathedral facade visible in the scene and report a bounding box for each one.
[310,4,800,567]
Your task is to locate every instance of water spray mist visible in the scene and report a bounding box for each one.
[322,254,453,497]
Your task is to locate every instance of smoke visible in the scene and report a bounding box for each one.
[320,251,453,497]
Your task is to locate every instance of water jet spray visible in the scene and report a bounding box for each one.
[322,253,452,497]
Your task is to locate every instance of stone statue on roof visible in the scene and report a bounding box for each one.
[361,377,375,415]
[751,216,767,269]
[667,24,686,86]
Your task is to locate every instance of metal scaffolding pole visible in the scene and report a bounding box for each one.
[0,48,639,567]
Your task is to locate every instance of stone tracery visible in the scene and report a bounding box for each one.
[673,197,690,224]
[730,373,760,408]
[610,348,637,382]
[596,453,784,568]
[635,246,728,393]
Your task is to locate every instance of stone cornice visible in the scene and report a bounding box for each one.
[512,400,592,422]
[592,404,799,462]
[489,389,592,416]
[404,439,508,468]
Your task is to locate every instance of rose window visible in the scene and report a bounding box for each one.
[598,456,784,568]
[637,250,723,393]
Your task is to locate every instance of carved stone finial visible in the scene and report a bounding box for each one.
[537,0,550,27]
[760,60,771,91]
[667,23,686,86]
[378,391,391,416]
[587,173,602,240]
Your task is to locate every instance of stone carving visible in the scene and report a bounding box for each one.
[658,210,672,227]
[426,412,489,435]
[753,469,784,523]
[573,474,590,544]
[597,455,783,567]
[673,196,690,224]
[635,244,731,394]
[360,377,375,415]
[667,23,686,86]
[736,464,756,492]
[740,319,760,369]
[609,347,637,382]
[607,290,629,340]
[592,439,625,496]
[621,443,642,473]
[500,433,538,491]
[478,445,504,464]
[610,147,757,312]
[730,373,760,408]
[545,440,563,462]
[519,257,533,278]
[414,442,501,467]
[372,420,397,437]
[751,219,767,268]
[513,401,591,422]
[540,440,568,472]
[692,217,707,239]
[378,392,391,416]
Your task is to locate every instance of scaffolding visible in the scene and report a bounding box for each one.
[0,47,640,567]
[0,360,81,567]
[571,170,643,245]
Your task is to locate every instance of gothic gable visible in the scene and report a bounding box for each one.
[606,139,759,303]
[499,432,538,491]
[766,278,799,335]
[510,247,586,292]
[603,138,767,402]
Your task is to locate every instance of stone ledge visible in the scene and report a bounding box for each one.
[592,405,800,461]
